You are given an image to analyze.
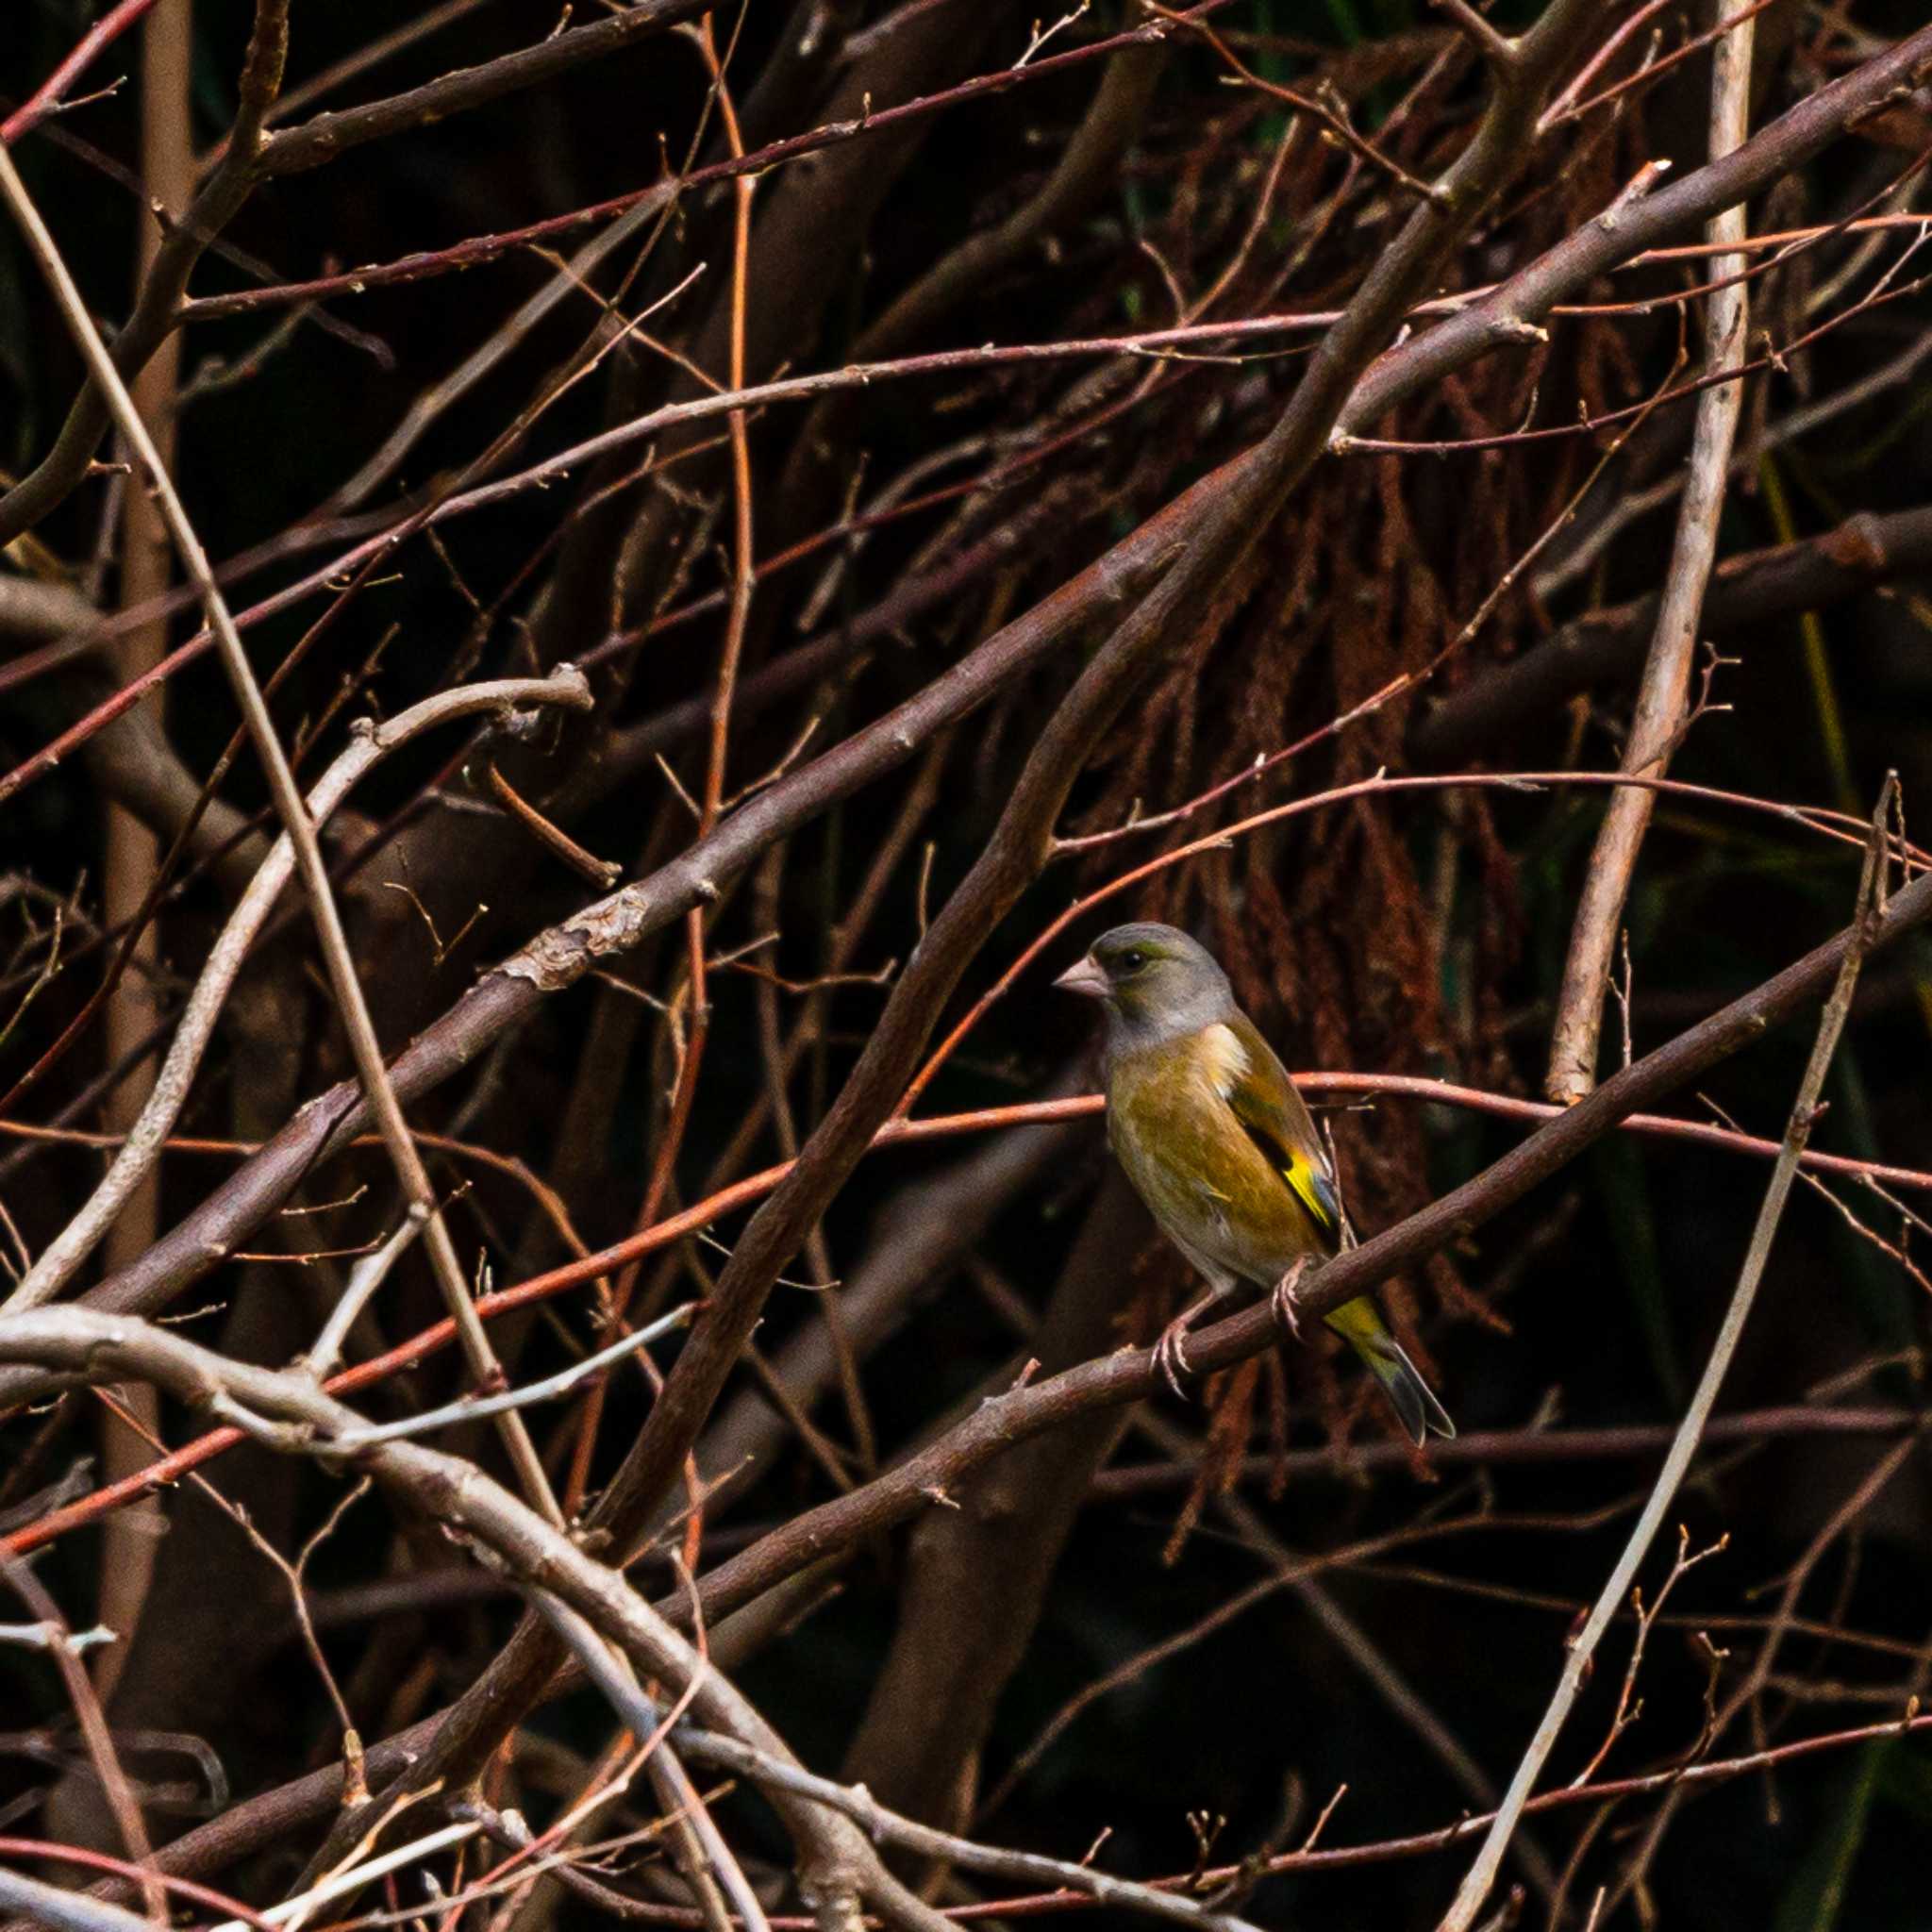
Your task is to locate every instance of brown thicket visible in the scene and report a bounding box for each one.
[4,4,1932,1929]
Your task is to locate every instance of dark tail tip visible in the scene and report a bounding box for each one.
[1379,1341,1456,1447]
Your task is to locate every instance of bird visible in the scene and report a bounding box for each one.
[1054,921,1454,1445]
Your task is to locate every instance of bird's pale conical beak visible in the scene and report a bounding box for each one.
[1053,955,1109,999]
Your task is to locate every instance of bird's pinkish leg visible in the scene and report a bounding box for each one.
[1270,1256,1311,1340]
[1151,1286,1226,1399]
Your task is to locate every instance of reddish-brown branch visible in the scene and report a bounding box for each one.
[0,0,160,146]
[679,865,1932,1630]
[182,3,1238,321]
[963,1710,1932,1904]
[20,10,1929,1437]
[0,1839,274,1932]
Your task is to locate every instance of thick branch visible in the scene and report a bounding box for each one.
[1,670,590,1309]
[52,13,1932,1375]
[0,1307,950,1932]
[684,867,1932,1629]
[1412,504,1932,767]
[251,0,715,178]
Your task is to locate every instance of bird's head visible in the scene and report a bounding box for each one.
[1053,923,1233,1045]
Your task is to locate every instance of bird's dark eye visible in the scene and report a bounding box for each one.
[1119,948,1147,973]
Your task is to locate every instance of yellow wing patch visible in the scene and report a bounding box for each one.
[1282,1150,1340,1237]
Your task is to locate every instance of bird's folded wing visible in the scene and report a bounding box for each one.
[1222,1013,1343,1247]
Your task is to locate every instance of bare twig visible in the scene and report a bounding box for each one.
[303,1217,423,1380]
[0,136,577,1524]
[33,16,1932,1408]
[524,1591,767,1932]
[0,1307,955,1932]
[0,0,291,545]
[1439,778,1893,1931]
[1,670,590,1314]
[0,1556,164,1923]
[0,0,158,146]
[536,1581,1264,1932]
[1546,0,1759,1105]
[485,762,623,889]
[208,1820,482,1932]
[1567,1524,1729,1787]
[330,1302,697,1448]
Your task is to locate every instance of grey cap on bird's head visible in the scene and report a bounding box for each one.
[1052,923,1234,1043]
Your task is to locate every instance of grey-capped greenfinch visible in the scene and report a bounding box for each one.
[1056,921,1453,1444]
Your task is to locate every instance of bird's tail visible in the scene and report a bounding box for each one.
[1324,1295,1456,1446]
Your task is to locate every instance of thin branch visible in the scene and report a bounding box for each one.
[14,206,1932,808]
[1091,1406,1928,1498]
[0,1620,114,1651]
[982,1708,1932,1902]
[1546,0,1758,1104]
[0,1841,271,1932]
[0,1307,955,1932]
[207,1820,482,1932]
[1415,503,1932,767]
[697,17,758,836]
[183,3,1235,320]
[0,0,158,146]
[1439,777,1892,1931]
[485,762,623,890]
[37,16,1932,1397]
[0,142,578,1524]
[1543,0,1781,131]
[908,765,1924,1113]
[0,1866,196,1932]
[258,0,496,129]
[1432,0,1519,73]
[0,0,291,546]
[523,1592,766,1932]
[1153,3,1445,206]
[533,1587,1261,1932]
[0,1556,164,1923]
[303,1217,424,1381]
[331,1302,697,1448]
[0,670,590,1313]
[1529,331,1932,606]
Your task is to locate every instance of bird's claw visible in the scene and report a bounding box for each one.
[1271,1257,1310,1340]
[1152,1319,1195,1400]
